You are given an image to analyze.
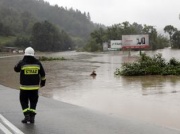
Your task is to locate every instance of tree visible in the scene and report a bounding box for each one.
[143,25,157,50]
[171,31,180,48]
[132,22,143,34]
[31,21,61,51]
[164,25,177,47]
[31,21,73,52]
[14,36,31,48]
[84,38,102,52]
[90,27,105,46]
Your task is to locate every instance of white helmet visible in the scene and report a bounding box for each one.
[24,47,35,56]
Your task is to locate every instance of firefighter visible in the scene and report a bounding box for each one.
[14,47,46,124]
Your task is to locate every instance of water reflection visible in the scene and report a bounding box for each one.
[121,75,180,96]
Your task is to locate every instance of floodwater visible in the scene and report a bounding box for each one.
[1,48,180,130]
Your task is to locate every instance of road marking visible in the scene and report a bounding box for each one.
[0,123,12,134]
[0,114,24,134]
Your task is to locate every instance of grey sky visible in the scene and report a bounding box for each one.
[45,0,180,31]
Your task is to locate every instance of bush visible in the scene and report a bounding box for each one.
[38,56,67,61]
[115,53,180,76]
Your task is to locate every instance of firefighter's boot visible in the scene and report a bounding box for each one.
[30,112,36,123]
[21,112,30,123]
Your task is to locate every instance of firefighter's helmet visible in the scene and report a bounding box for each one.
[24,47,35,56]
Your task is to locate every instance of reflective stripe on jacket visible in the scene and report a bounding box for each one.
[20,85,40,90]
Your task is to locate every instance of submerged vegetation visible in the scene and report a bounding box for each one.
[115,53,180,76]
[38,56,68,61]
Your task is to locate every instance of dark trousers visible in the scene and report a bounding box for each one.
[19,90,39,112]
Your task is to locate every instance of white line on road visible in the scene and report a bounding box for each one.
[0,114,24,134]
[0,122,12,134]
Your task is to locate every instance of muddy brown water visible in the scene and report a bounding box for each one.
[1,48,180,130]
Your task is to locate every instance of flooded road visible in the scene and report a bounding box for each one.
[1,48,180,130]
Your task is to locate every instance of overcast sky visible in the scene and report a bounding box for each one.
[45,0,180,31]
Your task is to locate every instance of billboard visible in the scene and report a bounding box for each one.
[108,40,122,50]
[122,34,149,49]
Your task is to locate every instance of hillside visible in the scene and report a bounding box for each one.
[0,0,102,39]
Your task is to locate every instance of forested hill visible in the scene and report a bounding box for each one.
[0,0,102,39]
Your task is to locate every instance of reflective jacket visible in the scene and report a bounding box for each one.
[14,56,46,90]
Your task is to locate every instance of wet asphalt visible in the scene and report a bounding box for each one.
[0,85,180,134]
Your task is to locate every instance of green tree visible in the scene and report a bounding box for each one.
[90,27,105,46]
[164,25,177,47]
[31,21,61,51]
[131,22,143,34]
[14,36,31,48]
[121,21,136,34]
[171,31,180,48]
[84,38,102,52]
[143,25,157,50]
[156,34,169,49]
[31,21,73,52]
